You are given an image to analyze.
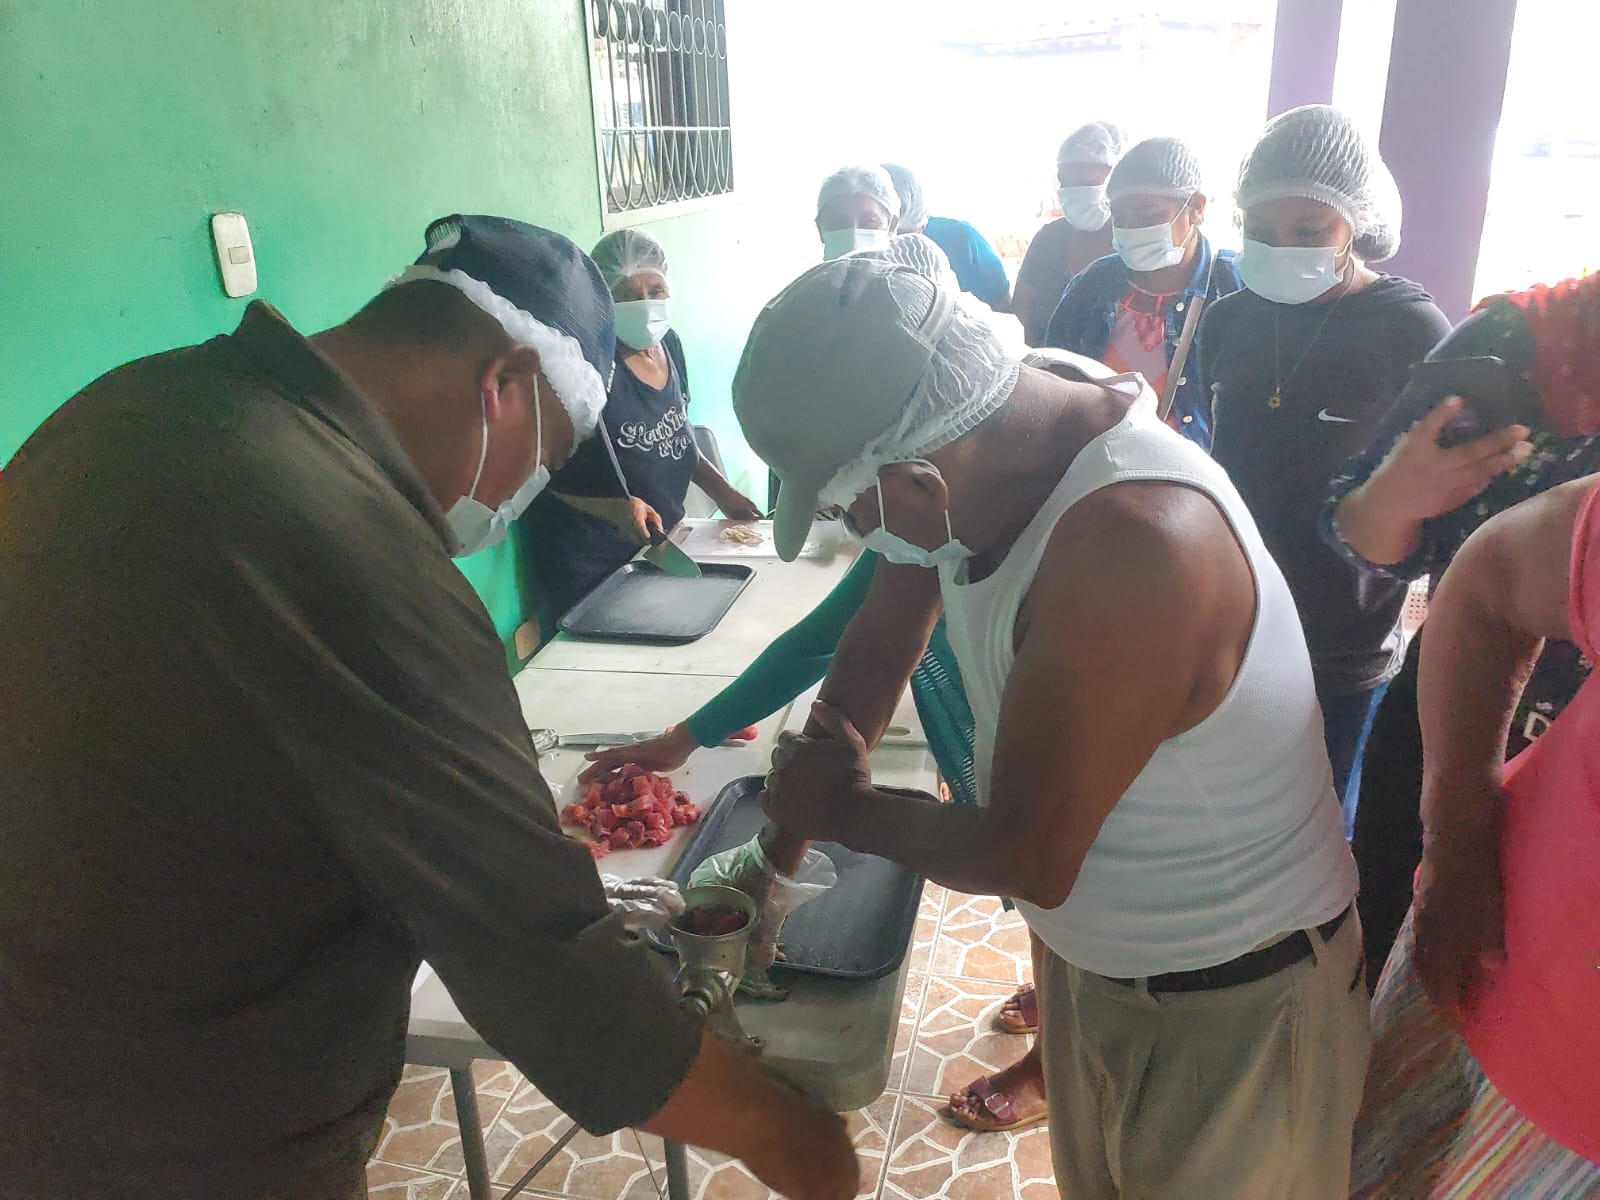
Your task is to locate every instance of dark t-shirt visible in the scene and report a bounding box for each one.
[523,331,698,623]
[1014,217,1113,344]
[1204,275,1452,694]
[0,304,698,1199]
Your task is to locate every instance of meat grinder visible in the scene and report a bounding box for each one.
[669,884,765,1054]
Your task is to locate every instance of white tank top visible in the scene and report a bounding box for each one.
[939,358,1357,977]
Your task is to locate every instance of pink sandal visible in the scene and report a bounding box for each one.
[948,1075,1048,1133]
[993,983,1038,1035]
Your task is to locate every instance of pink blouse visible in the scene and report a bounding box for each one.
[1463,474,1600,1159]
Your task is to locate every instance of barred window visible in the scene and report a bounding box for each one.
[585,0,734,218]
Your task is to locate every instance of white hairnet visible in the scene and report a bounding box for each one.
[881,163,928,233]
[1235,105,1402,262]
[1107,136,1205,203]
[818,269,1019,508]
[878,232,957,292]
[590,228,670,292]
[1058,121,1128,168]
[816,164,901,226]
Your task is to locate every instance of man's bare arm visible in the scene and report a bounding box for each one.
[763,557,941,875]
[766,482,1254,906]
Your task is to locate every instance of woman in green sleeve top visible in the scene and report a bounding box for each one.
[581,549,1050,1133]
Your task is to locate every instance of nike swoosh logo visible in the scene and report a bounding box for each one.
[1317,409,1355,424]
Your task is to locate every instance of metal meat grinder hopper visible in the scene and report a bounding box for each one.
[669,884,765,1053]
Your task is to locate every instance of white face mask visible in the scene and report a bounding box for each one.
[447,379,551,557]
[613,298,672,350]
[821,227,892,261]
[855,460,974,569]
[1057,184,1110,232]
[1236,238,1352,305]
[1112,203,1194,273]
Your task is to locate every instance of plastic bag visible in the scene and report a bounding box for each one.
[602,875,685,932]
[688,837,837,972]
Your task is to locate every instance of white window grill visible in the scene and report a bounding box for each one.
[586,0,734,217]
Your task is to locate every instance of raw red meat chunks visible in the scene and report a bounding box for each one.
[560,766,699,859]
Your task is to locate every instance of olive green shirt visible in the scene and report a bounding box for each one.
[0,303,698,1199]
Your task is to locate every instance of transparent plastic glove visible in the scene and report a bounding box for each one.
[602,875,685,932]
[688,836,837,972]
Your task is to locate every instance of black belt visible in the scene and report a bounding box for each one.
[1107,905,1352,994]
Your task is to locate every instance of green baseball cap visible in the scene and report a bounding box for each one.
[733,257,956,560]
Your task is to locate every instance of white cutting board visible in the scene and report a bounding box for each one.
[780,679,927,747]
[669,517,847,562]
[515,667,785,875]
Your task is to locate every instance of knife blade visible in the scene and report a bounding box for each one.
[529,729,660,752]
[557,730,660,747]
[643,529,702,578]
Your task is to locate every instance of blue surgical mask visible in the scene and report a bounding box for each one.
[1112,202,1193,272]
[821,227,892,261]
[856,460,974,569]
[1057,184,1110,232]
[613,298,672,350]
[1236,238,1352,305]
[447,380,552,557]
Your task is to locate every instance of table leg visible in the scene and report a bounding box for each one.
[450,1066,492,1200]
[665,1138,690,1200]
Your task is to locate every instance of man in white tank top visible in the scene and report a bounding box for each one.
[733,257,1367,1199]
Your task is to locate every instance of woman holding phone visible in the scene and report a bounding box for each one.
[1326,271,1600,983]
[1203,106,1451,835]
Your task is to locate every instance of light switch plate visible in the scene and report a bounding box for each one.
[211,212,257,298]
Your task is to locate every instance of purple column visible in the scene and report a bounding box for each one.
[1378,0,1518,320]
[1266,0,1344,117]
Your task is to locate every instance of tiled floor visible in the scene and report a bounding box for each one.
[370,886,1055,1200]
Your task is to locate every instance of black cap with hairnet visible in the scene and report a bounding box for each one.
[391,214,615,440]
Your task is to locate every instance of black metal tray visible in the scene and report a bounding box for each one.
[558,561,754,644]
[647,775,928,980]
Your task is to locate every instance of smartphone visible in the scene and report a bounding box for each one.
[1408,356,1519,448]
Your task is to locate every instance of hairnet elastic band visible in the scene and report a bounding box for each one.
[1108,184,1197,203]
[386,265,609,441]
[1234,180,1359,232]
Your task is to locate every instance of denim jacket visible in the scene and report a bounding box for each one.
[1041,235,1242,451]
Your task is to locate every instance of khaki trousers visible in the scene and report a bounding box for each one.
[1038,910,1370,1200]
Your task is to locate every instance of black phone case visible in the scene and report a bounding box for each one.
[1410,356,1517,448]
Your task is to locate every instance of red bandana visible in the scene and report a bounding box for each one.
[1491,273,1600,436]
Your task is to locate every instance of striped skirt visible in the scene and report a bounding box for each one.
[1350,909,1600,1197]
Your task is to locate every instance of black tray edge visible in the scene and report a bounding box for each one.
[558,560,755,644]
[645,774,932,982]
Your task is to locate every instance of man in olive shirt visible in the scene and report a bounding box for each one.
[0,216,855,1200]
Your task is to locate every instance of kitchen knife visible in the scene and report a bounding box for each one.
[643,528,702,578]
[529,729,660,752]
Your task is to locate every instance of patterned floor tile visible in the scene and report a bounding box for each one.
[887,971,928,1092]
[682,1092,898,1200]
[485,1080,664,1199]
[375,1062,521,1176]
[366,1159,460,1200]
[904,976,1029,1100]
[930,894,1032,986]
[880,1096,1057,1200]
[906,887,944,975]
[481,1084,897,1200]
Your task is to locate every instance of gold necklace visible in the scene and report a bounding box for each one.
[1270,276,1351,409]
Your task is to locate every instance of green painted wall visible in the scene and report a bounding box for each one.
[2,0,790,662]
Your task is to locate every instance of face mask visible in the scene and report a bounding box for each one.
[1057,184,1110,232]
[613,298,672,350]
[447,380,551,557]
[1112,203,1193,272]
[1236,238,1352,305]
[856,460,974,569]
[821,227,892,261]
